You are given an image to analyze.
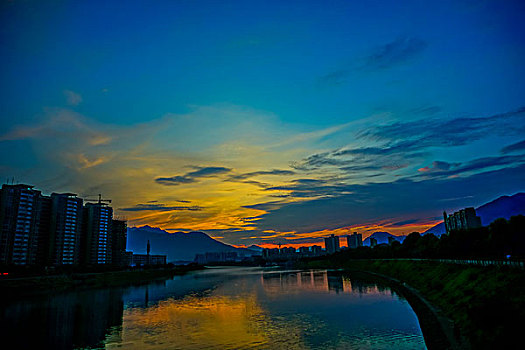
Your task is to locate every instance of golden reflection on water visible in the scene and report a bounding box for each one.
[103,270,416,349]
[106,292,305,349]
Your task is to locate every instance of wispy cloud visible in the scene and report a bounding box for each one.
[156,166,232,186]
[318,36,427,86]
[291,107,525,174]
[364,36,427,70]
[227,169,295,181]
[501,139,525,154]
[120,203,203,211]
[418,160,456,173]
[64,90,82,106]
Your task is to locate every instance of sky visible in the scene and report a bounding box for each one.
[1,0,524,248]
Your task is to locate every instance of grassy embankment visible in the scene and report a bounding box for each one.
[0,264,203,298]
[301,258,525,349]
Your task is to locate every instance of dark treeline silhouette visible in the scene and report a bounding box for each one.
[321,215,525,261]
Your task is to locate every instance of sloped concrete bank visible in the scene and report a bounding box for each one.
[349,270,467,350]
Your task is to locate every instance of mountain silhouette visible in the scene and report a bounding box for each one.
[127,226,258,262]
[424,192,525,235]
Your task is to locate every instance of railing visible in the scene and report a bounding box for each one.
[435,258,525,269]
[363,258,525,269]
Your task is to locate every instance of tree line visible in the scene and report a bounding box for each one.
[323,215,525,261]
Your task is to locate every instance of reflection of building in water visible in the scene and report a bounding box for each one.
[261,270,348,294]
[327,273,344,293]
[1,287,124,349]
[260,270,396,298]
[341,276,391,296]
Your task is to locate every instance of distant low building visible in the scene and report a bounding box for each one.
[370,237,378,247]
[132,253,167,266]
[443,207,482,234]
[299,246,310,255]
[280,247,296,256]
[262,248,280,259]
[311,245,322,255]
[195,251,238,264]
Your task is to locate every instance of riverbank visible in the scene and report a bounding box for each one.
[299,258,525,349]
[0,264,204,298]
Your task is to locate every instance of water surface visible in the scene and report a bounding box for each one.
[1,267,426,349]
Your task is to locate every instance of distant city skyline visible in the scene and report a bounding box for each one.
[1,0,524,248]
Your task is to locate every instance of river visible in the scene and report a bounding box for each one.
[1,267,427,349]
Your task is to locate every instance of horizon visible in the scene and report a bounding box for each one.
[1,0,524,248]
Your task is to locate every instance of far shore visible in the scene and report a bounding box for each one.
[0,264,204,299]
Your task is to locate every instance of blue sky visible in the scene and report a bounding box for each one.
[1,0,524,246]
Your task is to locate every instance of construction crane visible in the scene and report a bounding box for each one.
[85,194,112,205]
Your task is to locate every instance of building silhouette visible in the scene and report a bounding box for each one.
[370,237,378,247]
[131,254,167,266]
[443,207,482,234]
[0,183,129,267]
[0,184,43,265]
[324,234,340,254]
[49,193,83,265]
[346,232,363,249]
[82,202,113,265]
[111,219,127,267]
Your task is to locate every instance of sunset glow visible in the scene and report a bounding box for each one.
[1,0,524,248]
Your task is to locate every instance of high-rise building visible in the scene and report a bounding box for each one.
[111,219,127,267]
[0,184,43,265]
[443,207,482,234]
[346,232,363,249]
[324,234,340,254]
[49,193,83,265]
[35,195,52,265]
[370,237,378,247]
[82,202,113,265]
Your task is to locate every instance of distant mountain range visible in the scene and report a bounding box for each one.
[424,193,525,236]
[127,193,525,260]
[126,226,259,262]
[363,232,406,246]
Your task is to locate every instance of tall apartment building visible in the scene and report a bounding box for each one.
[443,207,482,234]
[49,193,83,265]
[0,183,128,267]
[83,202,113,265]
[111,219,127,267]
[324,234,340,254]
[347,232,363,249]
[0,184,43,265]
